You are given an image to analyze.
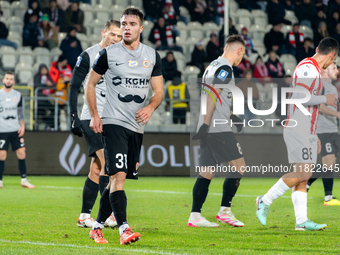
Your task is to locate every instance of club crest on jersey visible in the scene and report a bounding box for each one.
[129,60,138,67]
[76,56,82,67]
[217,69,228,81]
[13,97,17,102]
[143,60,151,68]
[313,89,320,95]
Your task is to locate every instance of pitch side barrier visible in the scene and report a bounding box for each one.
[3,132,340,178]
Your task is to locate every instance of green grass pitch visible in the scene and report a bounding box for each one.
[0,176,339,255]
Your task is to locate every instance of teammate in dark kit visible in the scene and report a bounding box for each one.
[85,8,163,245]
[189,35,246,228]
[68,20,122,228]
[0,71,34,189]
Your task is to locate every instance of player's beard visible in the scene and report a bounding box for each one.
[4,84,12,89]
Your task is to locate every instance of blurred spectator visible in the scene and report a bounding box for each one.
[180,0,196,23]
[313,21,329,48]
[236,68,259,122]
[283,0,295,11]
[38,14,59,50]
[295,0,317,27]
[163,0,185,25]
[330,23,340,52]
[143,0,163,22]
[264,22,285,55]
[312,8,326,31]
[49,54,72,84]
[267,0,291,25]
[165,73,190,124]
[23,14,44,49]
[266,51,285,78]
[205,0,218,25]
[148,16,183,52]
[328,10,340,30]
[234,57,252,78]
[60,26,83,69]
[189,39,207,76]
[24,0,43,25]
[0,16,18,49]
[296,37,314,62]
[33,63,56,129]
[240,27,257,56]
[219,19,238,51]
[286,23,304,56]
[206,31,221,62]
[43,0,66,32]
[162,51,178,82]
[64,1,86,34]
[253,56,271,84]
[37,0,50,10]
[193,0,207,24]
[217,0,224,25]
[327,0,340,25]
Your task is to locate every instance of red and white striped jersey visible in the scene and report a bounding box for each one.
[285,57,323,134]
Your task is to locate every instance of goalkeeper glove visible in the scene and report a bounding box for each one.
[192,123,209,140]
[70,112,83,137]
[230,114,243,133]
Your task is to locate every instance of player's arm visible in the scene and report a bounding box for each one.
[136,52,163,124]
[69,51,90,137]
[320,103,340,118]
[17,95,25,137]
[84,49,109,133]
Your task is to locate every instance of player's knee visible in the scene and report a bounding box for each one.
[0,151,7,161]
[16,148,25,159]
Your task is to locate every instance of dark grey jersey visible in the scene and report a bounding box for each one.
[0,88,23,132]
[92,41,162,133]
[198,56,234,133]
[317,80,338,134]
[69,44,106,120]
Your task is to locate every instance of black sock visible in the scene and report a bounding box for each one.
[0,160,4,181]
[307,164,323,186]
[322,171,334,197]
[96,188,112,224]
[81,177,99,214]
[191,175,211,213]
[99,175,109,196]
[18,159,26,179]
[221,171,242,207]
[110,190,127,227]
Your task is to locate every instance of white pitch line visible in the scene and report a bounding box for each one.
[0,239,186,255]
[40,186,315,199]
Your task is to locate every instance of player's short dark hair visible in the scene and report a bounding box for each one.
[226,34,245,46]
[104,19,120,30]
[3,71,14,79]
[121,7,144,25]
[304,37,312,43]
[317,37,339,55]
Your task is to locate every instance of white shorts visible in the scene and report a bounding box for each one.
[283,128,318,164]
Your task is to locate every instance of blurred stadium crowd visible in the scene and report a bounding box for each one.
[1,0,340,132]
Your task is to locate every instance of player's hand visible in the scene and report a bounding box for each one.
[70,113,83,137]
[230,114,243,132]
[135,105,154,124]
[18,126,25,137]
[325,94,338,108]
[192,124,209,140]
[90,115,102,133]
[317,138,321,154]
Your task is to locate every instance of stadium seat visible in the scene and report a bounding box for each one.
[229,1,239,12]
[80,41,89,50]
[247,53,259,64]
[84,10,95,26]
[15,62,33,74]
[157,51,166,59]
[265,24,273,32]
[254,17,267,28]
[114,0,129,5]
[179,6,191,23]
[99,0,112,8]
[58,33,67,47]
[7,31,21,46]
[142,40,154,48]
[189,30,204,40]
[238,17,251,28]
[50,47,62,61]
[0,45,16,55]
[235,8,251,18]
[249,25,266,41]
[187,22,203,31]
[75,33,89,43]
[33,47,50,56]
[0,3,11,20]
[183,37,198,62]
[300,25,313,40]
[111,4,125,15]
[255,46,266,56]
[183,65,200,83]
[10,1,26,11]
[19,54,34,66]
[130,0,142,8]
[280,25,292,37]
[284,10,299,24]
[94,5,111,22]
[283,62,297,74]
[80,3,92,10]
[1,52,17,70]
[9,24,23,34]
[35,55,51,66]
[0,0,10,8]
[17,47,33,55]
[33,62,49,73]
[13,8,26,17]
[251,9,267,18]
[280,54,297,66]
[202,22,220,34]
[17,70,33,84]
[88,33,101,45]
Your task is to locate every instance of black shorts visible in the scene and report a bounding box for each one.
[318,133,339,157]
[81,120,104,157]
[200,132,243,166]
[0,132,25,151]
[102,124,143,179]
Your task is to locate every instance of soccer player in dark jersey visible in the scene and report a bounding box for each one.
[0,71,34,189]
[68,20,122,228]
[307,62,340,206]
[189,35,246,228]
[84,7,163,245]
